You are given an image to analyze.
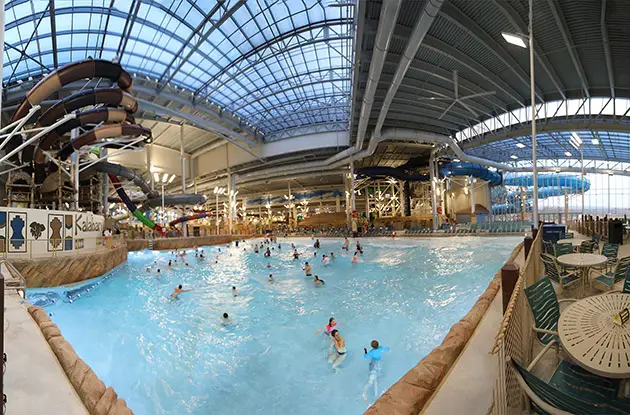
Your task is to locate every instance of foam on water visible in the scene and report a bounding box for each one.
[29,236,520,415]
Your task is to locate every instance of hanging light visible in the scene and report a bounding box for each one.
[153,172,160,182]
[162,173,169,182]
[168,174,176,184]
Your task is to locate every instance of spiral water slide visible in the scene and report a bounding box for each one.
[12,58,162,232]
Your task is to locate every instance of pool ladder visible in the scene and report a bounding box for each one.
[148,237,154,250]
[0,260,26,299]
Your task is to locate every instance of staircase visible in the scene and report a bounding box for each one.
[1,259,26,298]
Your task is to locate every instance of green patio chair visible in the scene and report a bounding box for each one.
[555,243,573,257]
[524,277,577,345]
[592,256,630,291]
[510,358,630,415]
[543,240,554,255]
[578,240,596,253]
[593,242,620,273]
[541,253,580,295]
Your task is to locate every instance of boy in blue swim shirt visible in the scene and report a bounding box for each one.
[363,340,389,400]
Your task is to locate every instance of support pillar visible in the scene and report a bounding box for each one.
[350,162,356,212]
[470,177,476,224]
[365,187,370,221]
[564,189,569,225]
[180,124,186,193]
[429,150,438,230]
[335,195,340,212]
[146,144,154,191]
[101,148,109,215]
[343,173,350,226]
[398,181,404,217]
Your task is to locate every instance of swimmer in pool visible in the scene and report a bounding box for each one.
[330,252,335,261]
[342,238,349,250]
[232,286,239,297]
[267,263,272,269]
[304,262,312,276]
[351,251,359,264]
[264,248,271,257]
[146,267,150,273]
[362,340,390,400]
[293,249,300,260]
[313,275,325,285]
[221,312,231,325]
[322,255,331,265]
[314,317,339,336]
[170,285,193,298]
[168,260,172,267]
[328,329,346,372]
[156,269,161,278]
[268,274,274,282]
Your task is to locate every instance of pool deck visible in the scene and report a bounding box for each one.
[4,291,88,415]
[422,242,526,415]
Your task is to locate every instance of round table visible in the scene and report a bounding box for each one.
[557,238,588,247]
[559,293,630,379]
[557,253,607,297]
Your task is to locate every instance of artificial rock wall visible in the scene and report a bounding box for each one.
[12,244,127,288]
[29,305,133,415]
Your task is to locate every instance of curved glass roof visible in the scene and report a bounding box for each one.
[4,0,354,139]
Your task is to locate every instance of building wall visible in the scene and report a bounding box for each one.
[0,207,104,259]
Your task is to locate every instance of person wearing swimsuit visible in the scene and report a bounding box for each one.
[315,317,338,336]
[328,329,346,372]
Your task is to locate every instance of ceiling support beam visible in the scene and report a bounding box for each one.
[116,0,142,61]
[545,0,590,98]
[157,1,225,85]
[160,1,246,90]
[440,2,544,102]
[373,0,445,138]
[493,0,566,100]
[355,0,403,151]
[49,0,58,69]
[601,0,615,98]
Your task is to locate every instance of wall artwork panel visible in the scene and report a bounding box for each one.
[8,212,27,253]
[48,214,64,252]
[64,214,73,251]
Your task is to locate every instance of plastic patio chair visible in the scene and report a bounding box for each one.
[510,357,630,415]
[555,243,573,257]
[524,277,577,345]
[579,240,596,253]
[593,242,620,273]
[541,253,580,295]
[592,256,630,291]
[543,240,554,255]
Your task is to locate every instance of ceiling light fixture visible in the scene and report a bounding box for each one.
[501,32,527,48]
[591,138,599,145]
[565,151,572,157]
[516,143,526,148]
[569,132,582,149]
[510,155,518,160]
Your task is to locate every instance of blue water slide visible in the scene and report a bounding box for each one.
[503,173,590,192]
[439,162,503,185]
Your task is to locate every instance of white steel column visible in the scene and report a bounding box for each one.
[581,144,585,218]
[564,189,569,224]
[343,174,350,226]
[529,0,539,228]
[365,187,370,221]
[102,148,109,215]
[0,1,4,118]
[335,195,340,212]
[287,181,292,226]
[180,125,186,193]
[429,150,438,230]
[350,162,356,211]
[608,173,611,216]
[470,177,476,224]
[146,144,154,191]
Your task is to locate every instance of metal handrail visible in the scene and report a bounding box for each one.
[0,259,26,298]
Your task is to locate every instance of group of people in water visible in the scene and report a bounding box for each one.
[158,235,386,400]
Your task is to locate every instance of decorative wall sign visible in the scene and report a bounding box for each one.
[8,212,27,252]
[29,222,45,240]
[48,214,63,252]
[64,214,73,251]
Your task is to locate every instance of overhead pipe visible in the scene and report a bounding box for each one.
[354,0,402,151]
[372,0,445,139]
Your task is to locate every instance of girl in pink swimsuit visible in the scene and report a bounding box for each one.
[315,317,339,336]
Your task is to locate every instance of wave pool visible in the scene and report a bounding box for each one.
[29,236,520,415]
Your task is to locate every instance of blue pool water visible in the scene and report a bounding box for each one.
[29,236,520,415]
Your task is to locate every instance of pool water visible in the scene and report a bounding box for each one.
[29,236,520,415]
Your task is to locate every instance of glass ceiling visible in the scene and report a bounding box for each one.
[3,0,354,139]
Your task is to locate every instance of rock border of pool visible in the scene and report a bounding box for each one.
[364,240,524,415]
[28,304,134,415]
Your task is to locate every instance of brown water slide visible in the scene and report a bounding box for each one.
[11,58,133,122]
[56,124,152,160]
[35,108,134,164]
[37,88,137,128]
